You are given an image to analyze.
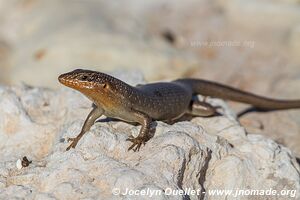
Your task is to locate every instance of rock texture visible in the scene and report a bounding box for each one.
[0,0,300,86]
[218,0,300,31]
[0,72,299,199]
[1,0,300,157]
[0,0,199,86]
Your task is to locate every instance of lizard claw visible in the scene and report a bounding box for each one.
[67,137,77,142]
[126,136,147,152]
[66,137,79,151]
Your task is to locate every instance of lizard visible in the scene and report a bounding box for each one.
[58,69,300,152]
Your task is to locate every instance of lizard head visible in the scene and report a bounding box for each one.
[58,69,110,91]
[58,69,128,107]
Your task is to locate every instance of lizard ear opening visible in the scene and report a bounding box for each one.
[103,83,107,89]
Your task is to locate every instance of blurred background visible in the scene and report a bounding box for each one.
[0,0,300,156]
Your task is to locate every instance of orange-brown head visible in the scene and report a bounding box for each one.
[58,69,130,109]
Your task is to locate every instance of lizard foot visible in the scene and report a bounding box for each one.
[66,137,80,151]
[126,135,147,152]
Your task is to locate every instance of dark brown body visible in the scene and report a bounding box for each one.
[58,69,300,151]
[126,82,193,120]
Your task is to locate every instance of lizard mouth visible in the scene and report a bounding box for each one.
[58,73,96,89]
[58,74,81,88]
[58,74,72,85]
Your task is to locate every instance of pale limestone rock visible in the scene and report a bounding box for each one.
[289,24,300,63]
[218,0,300,32]
[0,72,299,199]
[0,0,198,87]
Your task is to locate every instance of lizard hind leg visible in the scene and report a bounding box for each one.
[187,98,218,117]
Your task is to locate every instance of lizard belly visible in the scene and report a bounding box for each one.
[103,107,137,123]
[148,100,188,120]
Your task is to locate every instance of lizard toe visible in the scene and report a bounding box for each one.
[66,139,79,151]
[127,136,147,152]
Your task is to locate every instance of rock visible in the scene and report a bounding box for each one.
[238,77,300,158]
[0,40,11,85]
[0,0,198,87]
[218,0,300,32]
[0,71,299,199]
[289,24,300,63]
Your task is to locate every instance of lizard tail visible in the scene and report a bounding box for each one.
[175,79,300,110]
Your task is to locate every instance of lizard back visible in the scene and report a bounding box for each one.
[133,82,193,120]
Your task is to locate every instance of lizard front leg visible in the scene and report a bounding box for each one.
[126,110,152,152]
[66,106,104,151]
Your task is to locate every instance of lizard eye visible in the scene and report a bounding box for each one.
[81,75,88,80]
